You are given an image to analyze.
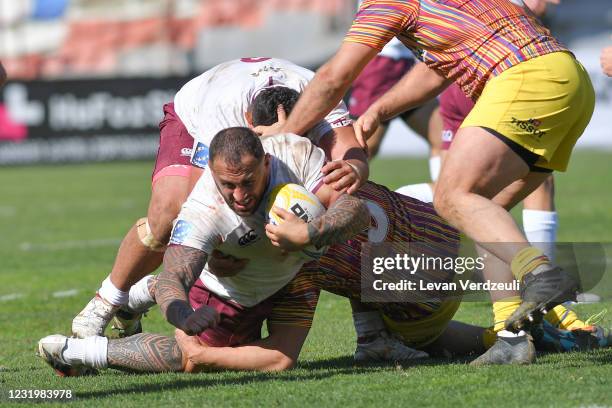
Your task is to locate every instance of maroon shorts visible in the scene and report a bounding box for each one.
[188,271,320,347]
[348,55,416,119]
[439,84,474,150]
[151,103,194,185]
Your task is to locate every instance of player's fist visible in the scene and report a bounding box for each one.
[181,305,220,335]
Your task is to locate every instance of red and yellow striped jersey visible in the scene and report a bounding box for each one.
[344,0,568,99]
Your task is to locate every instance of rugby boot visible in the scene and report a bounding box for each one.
[533,320,612,352]
[354,331,429,363]
[72,295,119,338]
[37,335,97,377]
[470,333,535,366]
[505,266,578,332]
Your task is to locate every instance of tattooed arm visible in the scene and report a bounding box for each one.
[265,189,369,251]
[156,245,219,334]
[306,192,369,249]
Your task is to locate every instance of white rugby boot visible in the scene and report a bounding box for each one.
[72,295,119,338]
[354,331,429,362]
[37,335,98,377]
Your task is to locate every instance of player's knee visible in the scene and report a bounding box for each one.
[147,197,181,244]
[136,217,167,252]
[268,354,296,371]
[432,186,454,219]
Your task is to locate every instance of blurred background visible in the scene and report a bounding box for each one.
[0,0,610,165]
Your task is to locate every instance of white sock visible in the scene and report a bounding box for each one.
[126,275,156,314]
[523,209,558,261]
[64,336,108,369]
[498,329,526,338]
[395,183,434,203]
[98,276,129,306]
[429,155,441,182]
[353,311,385,340]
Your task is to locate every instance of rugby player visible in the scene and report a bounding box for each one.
[349,34,442,203]
[264,0,594,363]
[71,58,369,339]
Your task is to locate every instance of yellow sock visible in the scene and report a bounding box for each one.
[544,304,586,330]
[492,295,522,332]
[511,246,551,281]
[482,328,497,349]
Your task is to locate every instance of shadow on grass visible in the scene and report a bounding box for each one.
[298,354,474,371]
[71,354,477,401]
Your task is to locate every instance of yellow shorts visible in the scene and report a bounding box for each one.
[462,52,595,171]
[382,299,461,348]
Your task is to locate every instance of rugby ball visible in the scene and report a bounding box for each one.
[267,183,328,260]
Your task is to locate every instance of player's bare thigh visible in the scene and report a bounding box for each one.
[436,126,530,203]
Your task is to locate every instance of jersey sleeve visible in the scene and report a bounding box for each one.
[168,175,223,253]
[289,135,327,193]
[168,206,221,255]
[344,0,417,51]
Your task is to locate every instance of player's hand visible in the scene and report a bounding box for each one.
[600,46,612,77]
[253,104,287,136]
[354,108,381,150]
[207,249,248,277]
[180,305,220,335]
[321,160,363,195]
[265,207,310,251]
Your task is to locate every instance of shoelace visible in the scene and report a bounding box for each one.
[584,308,607,327]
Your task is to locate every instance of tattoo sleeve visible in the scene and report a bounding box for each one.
[307,193,369,248]
[108,333,183,373]
[155,245,208,330]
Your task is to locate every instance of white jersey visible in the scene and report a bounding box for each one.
[169,133,326,307]
[173,57,351,167]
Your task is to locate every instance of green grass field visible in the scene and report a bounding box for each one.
[1,151,611,407]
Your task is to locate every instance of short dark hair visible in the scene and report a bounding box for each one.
[251,86,300,126]
[209,127,264,167]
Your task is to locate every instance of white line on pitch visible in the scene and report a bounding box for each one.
[0,206,16,217]
[19,238,122,252]
[52,289,79,298]
[0,293,24,302]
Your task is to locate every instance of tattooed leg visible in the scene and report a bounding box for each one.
[107,333,184,373]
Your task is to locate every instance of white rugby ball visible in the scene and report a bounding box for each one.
[267,183,328,260]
